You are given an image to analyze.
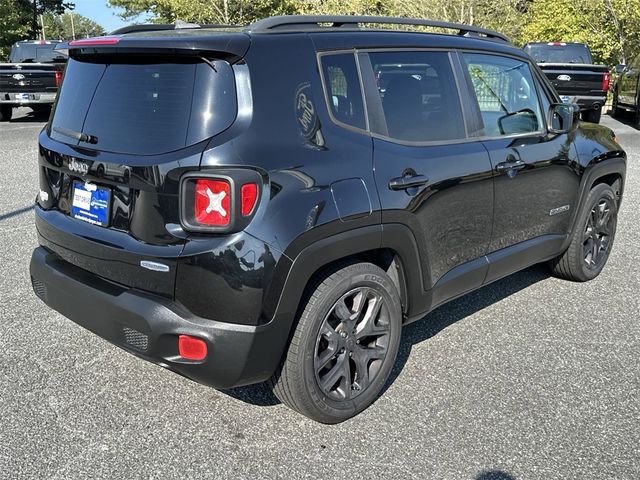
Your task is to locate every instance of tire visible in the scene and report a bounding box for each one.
[549,183,618,282]
[269,262,402,423]
[581,108,602,124]
[0,105,12,122]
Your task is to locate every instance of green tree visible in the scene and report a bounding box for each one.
[42,12,105,40]
[107,0,299,25]
[0,0,31,59]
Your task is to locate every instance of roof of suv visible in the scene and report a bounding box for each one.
[111,15,509,42]
[69,15,525,62]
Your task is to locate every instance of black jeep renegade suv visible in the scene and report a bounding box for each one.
[30,16,626,423]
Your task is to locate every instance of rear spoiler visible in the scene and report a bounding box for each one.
[54,33,250,64]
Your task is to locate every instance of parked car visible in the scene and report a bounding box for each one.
[30,16,626,423]
[612,57,640,123]
[523,42,610,124]
[0,40,67,121]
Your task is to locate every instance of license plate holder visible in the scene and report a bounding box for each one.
[71,181,111,227]
[15,93,37,101]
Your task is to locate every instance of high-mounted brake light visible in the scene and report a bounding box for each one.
[602,72,610,92]
[178,335,207,361]
[241,183,258,216]
[69,37,120,46]
[194,178,231,227]
[54,69,63,88]
[548,42,566,46]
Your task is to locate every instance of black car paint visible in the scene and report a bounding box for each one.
[31,27,626,389]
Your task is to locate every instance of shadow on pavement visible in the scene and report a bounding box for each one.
[605,109,639,130]
[8,108,50,123]
[0,204,34,222]
[223,263,550,408]
[475,470,517,480]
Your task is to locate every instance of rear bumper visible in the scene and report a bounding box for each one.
[1,91,56,105]
[30,246,291,389]
[559,94,606,110]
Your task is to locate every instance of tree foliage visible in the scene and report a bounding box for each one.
[42,12,106,41]
[0,0,30,59]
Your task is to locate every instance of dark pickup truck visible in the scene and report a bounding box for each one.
[0,40,67,121]
[524,42,609,124]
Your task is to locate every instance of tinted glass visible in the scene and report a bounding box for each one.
[464,53,543,137]
[320,54,366,130]
[524,44,592,64]
[368,51,465,142]
[9,43,66,63]
[50,58,236,155]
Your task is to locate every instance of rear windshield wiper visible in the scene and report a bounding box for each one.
[53,126,98,144]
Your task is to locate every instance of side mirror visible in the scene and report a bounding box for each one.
[548,103,579,134]
[615,64,626,74]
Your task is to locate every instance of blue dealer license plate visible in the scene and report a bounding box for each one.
[71,181,111,227]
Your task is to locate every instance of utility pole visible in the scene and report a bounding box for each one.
[70,12,76,40]
[40,14,46,41]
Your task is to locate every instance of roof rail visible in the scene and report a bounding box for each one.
[245,15,510,43]
[110,22,237,35]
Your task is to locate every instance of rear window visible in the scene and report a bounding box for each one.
[320,53,366,130]
[524,44,592,64]
[49,58,237,155]
[9,43,66,63]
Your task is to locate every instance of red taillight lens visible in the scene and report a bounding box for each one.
[194,179,231,227]
[54,69,63,87]
[241,183,258,216]
[602,72,610,92]
[178,335,207,361]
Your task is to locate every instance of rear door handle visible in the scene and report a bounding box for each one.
[495,159,526,173]
[389,174,429,190]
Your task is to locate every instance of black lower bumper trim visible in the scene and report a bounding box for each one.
[29,246,291,389]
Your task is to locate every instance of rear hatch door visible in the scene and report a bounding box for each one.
[37,33,249,297]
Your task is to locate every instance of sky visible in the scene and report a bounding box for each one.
[71,1,148,33]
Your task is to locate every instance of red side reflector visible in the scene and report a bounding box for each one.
[178,335,207,361]
[69,37,120,46]
[240,183,258,216]
[602,72,610,92]
[194,178,231,226]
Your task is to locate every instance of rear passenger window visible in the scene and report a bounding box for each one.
[368,51,466,142]
[463,53,544,137]
[320,54,366,130]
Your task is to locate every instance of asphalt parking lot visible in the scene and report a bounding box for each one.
[0,107,638,479]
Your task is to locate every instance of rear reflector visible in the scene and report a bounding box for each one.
[69,37,120,46]
[178,335,207,361]
[240,183,258,216]
[194,178,231,226]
